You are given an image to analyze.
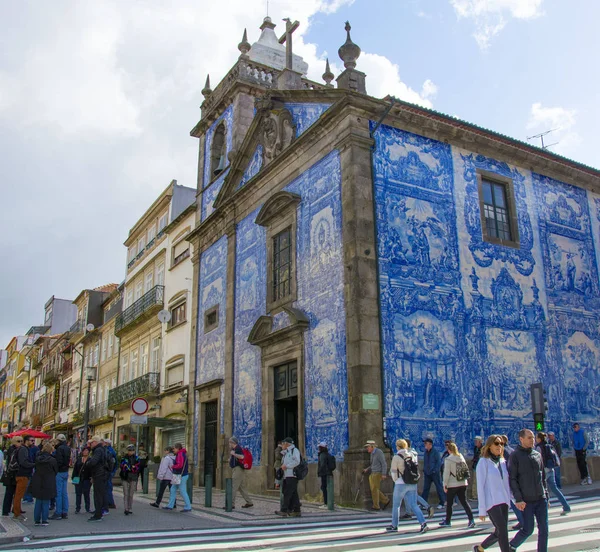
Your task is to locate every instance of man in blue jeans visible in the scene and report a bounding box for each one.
[509,428,548,552]
[22,436,39,503]
[421,438,445,509]
[50,434,71,520]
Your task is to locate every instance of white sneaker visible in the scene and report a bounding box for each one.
[318,504,328,509]
[437,504,445,510]
[581,479,588,485]
[587,476,593,485]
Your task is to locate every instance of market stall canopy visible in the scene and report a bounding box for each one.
[4,428,51,439]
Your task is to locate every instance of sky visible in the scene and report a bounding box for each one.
[1,0,599,348]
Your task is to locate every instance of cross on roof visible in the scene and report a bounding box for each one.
[278,18,300,71]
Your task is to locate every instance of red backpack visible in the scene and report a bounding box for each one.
[241,447,253,469]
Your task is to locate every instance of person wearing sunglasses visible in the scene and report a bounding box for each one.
[473,435,512,552]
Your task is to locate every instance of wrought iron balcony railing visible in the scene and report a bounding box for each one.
[88,400,110,423]
[115,285,164,335]
[108,372,160,409]
[69,319,85,341]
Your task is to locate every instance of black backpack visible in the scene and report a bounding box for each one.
[293,452,309,481]
[105,451,116,473]
[399,452,420,484]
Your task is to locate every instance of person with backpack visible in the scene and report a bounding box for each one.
[317,441,336,509]
[14,435,35,520]
[50,433,71,520]
[386,438,428,534]
[2,437,24,518]
[228,437,253,509]
[535,432,570,515]
[439,442,475,528]
[275,437,301,518]
[119,445,140,515]
[473,435,511,552]
[30,442,58,527]
[163,443,192,512]
[102,439,118,509]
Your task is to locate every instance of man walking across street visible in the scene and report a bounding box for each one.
[275,437,301,517]
[509,428,549,552]
[547,432,562,488]
[50,434,70,520]
[86,435,108,522]
[572,423,592,485]
[362,440,390,511]
[14,436,35,520]
[103,439,118,509]
[229,437,253,509]
[421,438,445,510]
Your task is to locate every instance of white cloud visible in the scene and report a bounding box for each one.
[450,0,544,49]
[526,102,581,156]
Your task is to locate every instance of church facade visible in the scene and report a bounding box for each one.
[187,17,600,499]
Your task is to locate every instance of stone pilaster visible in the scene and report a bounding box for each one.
[232,93,257,155]
[223,222,237,440]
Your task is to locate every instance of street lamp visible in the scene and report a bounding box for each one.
[82,366,97,446]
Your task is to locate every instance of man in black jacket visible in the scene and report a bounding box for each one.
[50,434,71,520]
[13,437,35,520]
[317,442,336,509]
[86,435,108,522]
[509,428,549,552]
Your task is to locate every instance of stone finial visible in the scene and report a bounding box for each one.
[338,21,361,69]
[260,16,276,31]
[322,58,334,87]
[238,28,251,57]
[201,75,212,98]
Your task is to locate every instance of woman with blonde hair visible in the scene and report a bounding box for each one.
[440,442,475,528]
[386,438,428,534]
[473,435,511,552]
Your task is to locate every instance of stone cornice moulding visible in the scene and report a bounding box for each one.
[247,307,309,347]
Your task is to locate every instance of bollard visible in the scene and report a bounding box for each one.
[225,478,233,512]
[187,470,194,503]
[327,475,334,511]
[143,468,149,495]
[205,474,213,507]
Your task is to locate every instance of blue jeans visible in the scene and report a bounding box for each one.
[421,471,446,506]
[545,468,570,511]
[405,493,429,514]
[106,474,115,507]
[34,499,50,523]
[167,475,191,510]
[511,501,524,525]
[510,498,548,552]
[392,484,425,528]
[55,471,69,514]
[554,466,562,488]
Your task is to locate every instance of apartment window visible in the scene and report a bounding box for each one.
[130,350,138,381]
[151,337,161,372]
[126,289,134,308]
[478,172,519,248]
[128,247,136,263]
[140,342,148,375]
[166,361,184,388]
[172,239,190,267]
[137,236,146,255]
[108,334,113,359]
[156,262,165,286]
[45,305,52,324]
[170,302,186,328]
[272,228,292,302]
[204,305,219,333]
[158,214,168,232]
[147,224,156,244]
[135,280,143,301]
[93,343,99,366]
[101,338,106,363]
[121,354,128,385]
[144,270,153,294]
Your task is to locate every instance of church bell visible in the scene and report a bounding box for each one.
[213,154,226,177]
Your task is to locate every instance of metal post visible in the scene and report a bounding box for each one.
[135,425,140,455]
[327,475,334,510]
[82,381,91,447]
[205,474,213,507]
[142,464,149,495]
[225,478,233,512]
[187,469,194,503]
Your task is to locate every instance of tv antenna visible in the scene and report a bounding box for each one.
[527,128,559,150]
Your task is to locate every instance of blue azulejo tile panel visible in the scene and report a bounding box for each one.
[285,150,348,462]
[233,210,266,465]
[238,145,263,190]
[203,104,234,189]
[196,237,228,387]
[284,102,332,138]
[201,169,229,222]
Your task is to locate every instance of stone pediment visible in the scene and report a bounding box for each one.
[248,307,309,346]
[255,191,301,227]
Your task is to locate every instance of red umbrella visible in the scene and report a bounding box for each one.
[4,428,52,439]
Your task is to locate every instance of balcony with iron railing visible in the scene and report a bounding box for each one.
[108,372,160,409]
[88,400,111,423]
[115,285,164,336]
[69,319,85,342]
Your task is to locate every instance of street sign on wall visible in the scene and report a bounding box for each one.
[130,415,148,425]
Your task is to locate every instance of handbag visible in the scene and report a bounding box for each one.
[71,476,80,485]
[171,456,187,485]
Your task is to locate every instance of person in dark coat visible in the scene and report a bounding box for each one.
[30,442,58,526]
[317,442,336,508]
[86,436,108,522]
[72,448,92,514]
[2,440,19,517]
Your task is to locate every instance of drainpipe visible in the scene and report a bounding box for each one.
[369,97,396,453]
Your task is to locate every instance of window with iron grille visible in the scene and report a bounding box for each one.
[272,228,292,302]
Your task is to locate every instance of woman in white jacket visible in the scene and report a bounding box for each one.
[150,447,176,508]
[473,435,512,552]
[440,442,475,528]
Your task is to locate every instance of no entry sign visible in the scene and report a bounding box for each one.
[131,397,149,415]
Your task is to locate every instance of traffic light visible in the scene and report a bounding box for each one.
[530,383,548,432]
